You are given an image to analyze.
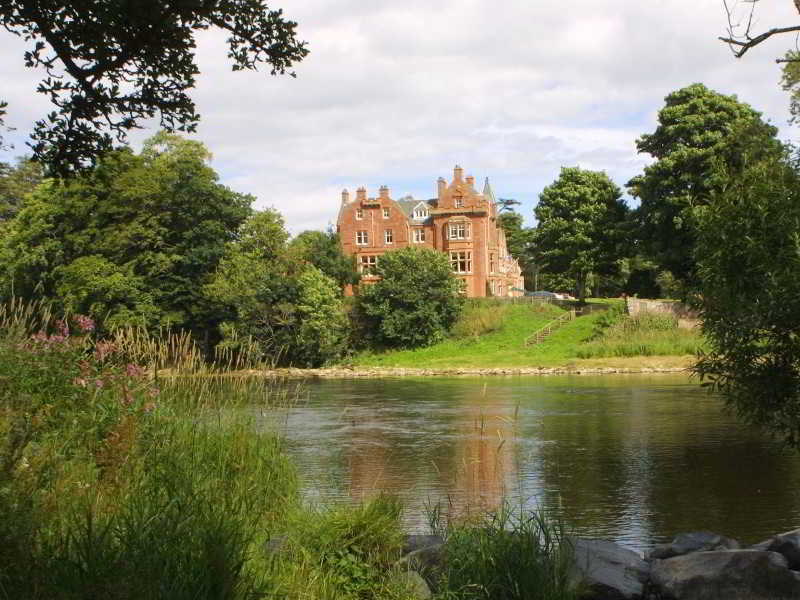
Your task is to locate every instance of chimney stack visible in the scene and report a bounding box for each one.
[341,189,350,204]
[356,187,366,202]
[453,165,463,182]
[379,185,389,200]
[437,177,446,199]
[466,175,474,187]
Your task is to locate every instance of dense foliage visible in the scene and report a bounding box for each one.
[533,167,628,300]
[693,146,800,448]
[357,247,465,349]
[207,209,349,367]
[628,83,780,295]
[288,229,360,289]
[0,0,308,174]
[0,157,44,223]
[0,133,251,336]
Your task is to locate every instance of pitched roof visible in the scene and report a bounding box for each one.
[395,196,437,223]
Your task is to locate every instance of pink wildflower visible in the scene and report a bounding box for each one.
[94,378,106,389]
[56,319,69,337]
[74,315,95,333]
[125,363,146,378]
[73,377,87,388]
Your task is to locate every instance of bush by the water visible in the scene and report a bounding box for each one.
[356,247,465,349]
[575,310,704,358]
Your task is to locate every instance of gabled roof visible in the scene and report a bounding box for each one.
[395,196,437,224]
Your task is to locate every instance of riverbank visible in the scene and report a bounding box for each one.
[266,356,693,378]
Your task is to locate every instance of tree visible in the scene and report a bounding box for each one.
[207,209,348,366]
[288,229,360,290]
[720,0,800,60]
[0,157,45,223]
[628,83,780,295]
[496,210,536,290]
[0,1,308,174]
[357,247,464,348]
[496,197,521,213]
[533,167,628,301]
[693,142,800,447]
[0,132,252,335]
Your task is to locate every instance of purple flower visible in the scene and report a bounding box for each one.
[74,315,95,333]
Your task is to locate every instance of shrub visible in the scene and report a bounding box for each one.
[357,247,464,349]
[450,300,511,340]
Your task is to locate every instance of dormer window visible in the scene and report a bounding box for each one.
[454,195,464,208]
[412,203,428,220]
[383,208,390,219]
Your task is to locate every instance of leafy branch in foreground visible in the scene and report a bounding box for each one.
[0,0,308,175]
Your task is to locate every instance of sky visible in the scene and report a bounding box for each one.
[1,0,799,232]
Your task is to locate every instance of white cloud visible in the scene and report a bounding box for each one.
[1,0,799,231]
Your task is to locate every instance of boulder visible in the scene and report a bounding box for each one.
[569,537,650,600]
[403,534,444,555]
[751,528,800,570]
[648,531,739,560]
[651,550,800,600]
[389,569,432,599]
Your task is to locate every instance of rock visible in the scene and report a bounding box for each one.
[397,542,445,575]
[751,528,800,570]
[569,537,650,600]
[651,550,800,600]
[389,569,432,599]
[403,534,444,555]
[648,531,739,560]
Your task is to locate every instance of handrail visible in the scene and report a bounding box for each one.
[524,310,575,347]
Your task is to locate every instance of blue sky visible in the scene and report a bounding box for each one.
[1,0,799,231]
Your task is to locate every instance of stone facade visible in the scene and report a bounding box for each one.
[337,165,524,297]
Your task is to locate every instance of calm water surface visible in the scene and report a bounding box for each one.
[268,374,800,553]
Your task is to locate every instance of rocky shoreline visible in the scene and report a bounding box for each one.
[394,529,800,599]
[265,366,689,379]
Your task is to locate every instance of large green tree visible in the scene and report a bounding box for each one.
[0,157,44,223]
[207,209,348,367]
[533,167,628,301]
[693,141,800,447]
[356,247,464,348]
[288,229,360,290]
[628,83,780,295]
[0,132,251,333]
[0,1,307,174]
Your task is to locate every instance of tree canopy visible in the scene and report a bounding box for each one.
[533,167,628,301]
[206,209,348,367]
[288,229,360,289]
[0,132,252,332]
[356,247,464,348]
[693,142,800,447]
[628,83,780,295]
[0,157,45,223]
[0,1,308,174]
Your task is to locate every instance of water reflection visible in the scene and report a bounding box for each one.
[272,375,800,553]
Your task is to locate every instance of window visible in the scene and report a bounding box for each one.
[382,208,390,219]
[413,228,426,243]
[450,251,471,273]
[360,255,378,275]
[454,195,464,208]
[449,222,469,240]
[356,231,369,245]
[384,229,393,244]
[356,208,363,220]
[413,206,428,219]
[490,253,496,273]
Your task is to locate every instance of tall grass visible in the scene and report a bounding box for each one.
[429,502,579,600]
[575,310,705,358]
[0,300,297,599]
[450,300,513,340]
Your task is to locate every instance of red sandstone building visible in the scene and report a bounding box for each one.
[337,165,524,297]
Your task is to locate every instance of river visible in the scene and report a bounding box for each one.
[269,374,800,553]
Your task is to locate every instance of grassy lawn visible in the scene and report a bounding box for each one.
[350,299,703,369]
[351,301,614,368]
